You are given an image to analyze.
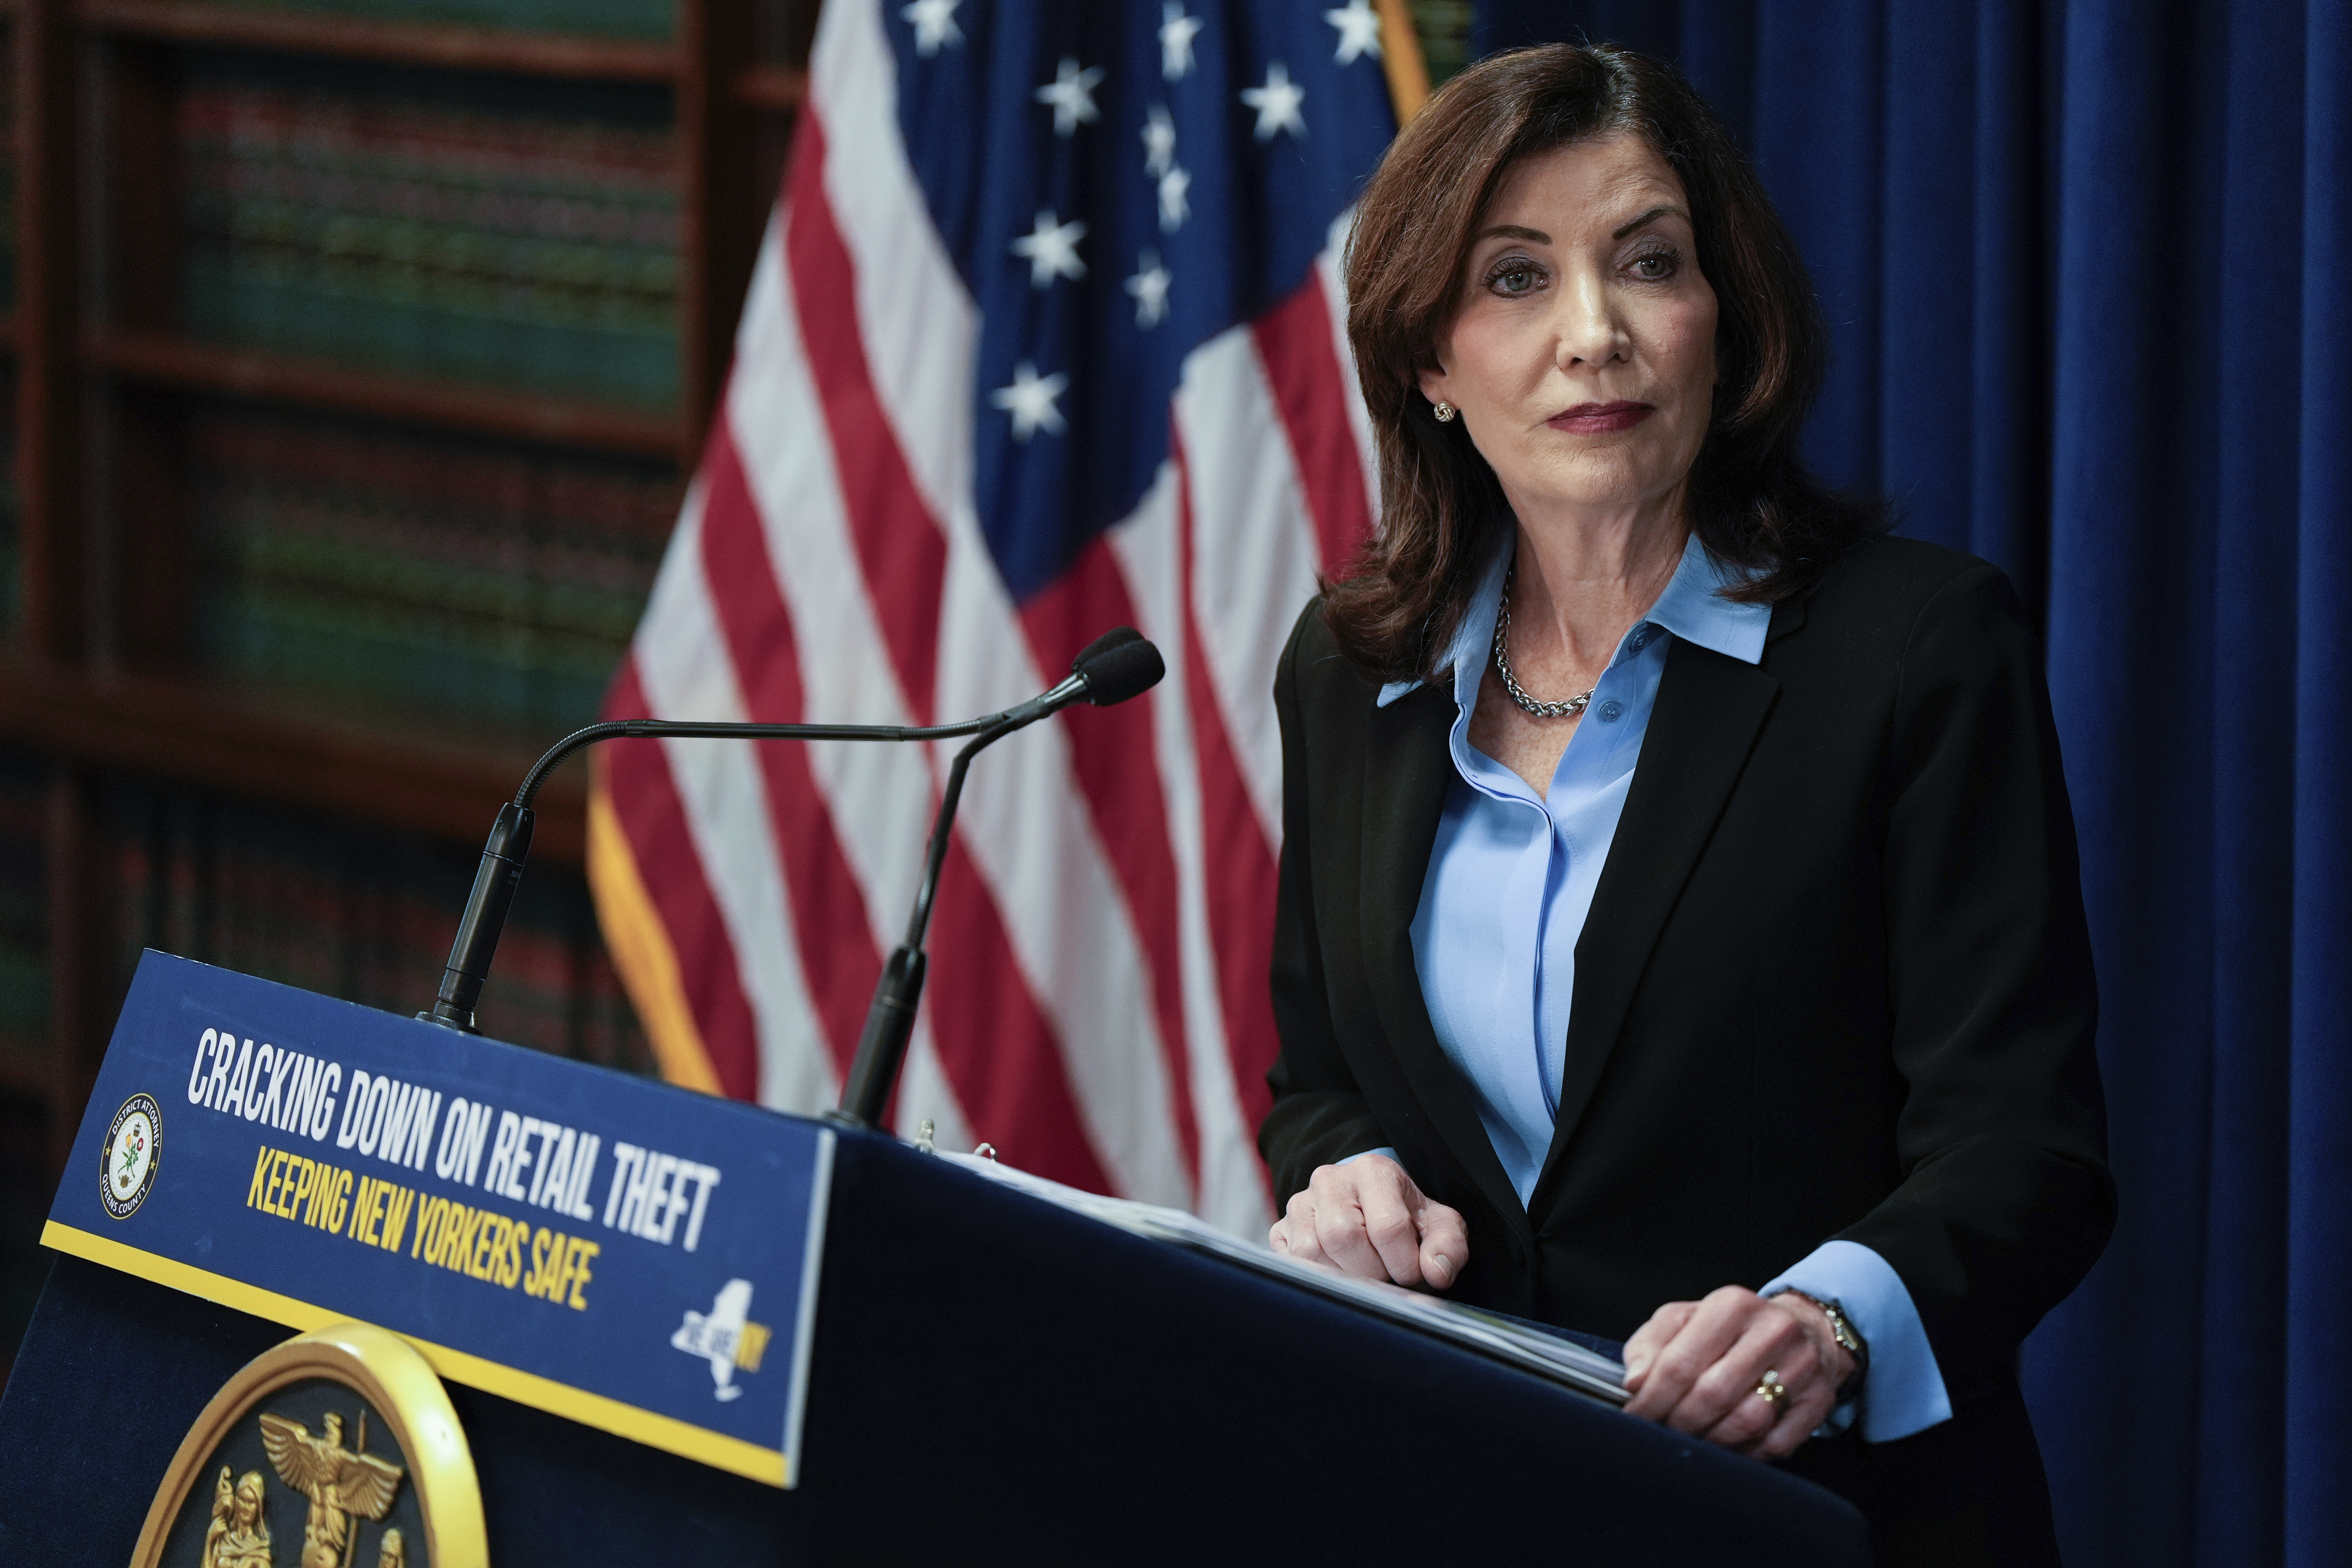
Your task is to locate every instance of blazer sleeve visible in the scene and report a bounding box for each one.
[1258,603,1388,1201]
[1835,561,2116,1400]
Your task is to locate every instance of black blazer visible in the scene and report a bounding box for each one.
[1261,535,2114,1418]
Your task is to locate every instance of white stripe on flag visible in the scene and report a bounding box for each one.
[812,0,979,534]
[1107,461,1276,1236]
[724,205,970,1138]
[933,530,1195,1209]
[729,212,939,938]
[815,0,1194,1208]
[1177,328,1326,849]
[631,487,838,1114]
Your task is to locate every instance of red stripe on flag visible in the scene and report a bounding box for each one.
[779,120,1114,1189]
[926,840,1117,1194]
[694,421,879,1083]
[601,657,764,1101]
[1250,272,1376,576]
[1019,539,1201,1187]
[1172,440,1283,1145]
[784,108,947,722]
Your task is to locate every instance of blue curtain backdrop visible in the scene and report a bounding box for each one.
[1466,4,2348,1563]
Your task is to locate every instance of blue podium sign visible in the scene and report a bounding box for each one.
[44,951,833,1487]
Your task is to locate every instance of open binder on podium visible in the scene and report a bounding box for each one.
[937,1149,1632,1406]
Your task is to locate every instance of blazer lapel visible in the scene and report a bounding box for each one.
[1356,682,1528,1230]
[1532,637,1781,1205]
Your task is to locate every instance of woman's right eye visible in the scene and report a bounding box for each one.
[1486,259,1545,296]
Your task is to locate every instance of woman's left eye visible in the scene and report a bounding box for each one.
[1629,249,1681,281]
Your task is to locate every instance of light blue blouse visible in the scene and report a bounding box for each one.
[1353,531,1952,1443]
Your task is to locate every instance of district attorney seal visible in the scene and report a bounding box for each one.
[102,1092,161,1219]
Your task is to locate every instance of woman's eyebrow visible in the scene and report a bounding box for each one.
[1612,204,1684,238]
[1473,224,1550,243]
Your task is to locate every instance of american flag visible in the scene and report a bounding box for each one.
[588,0,1402,1235]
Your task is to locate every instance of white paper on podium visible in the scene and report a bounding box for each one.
[938,1151,1628,1406]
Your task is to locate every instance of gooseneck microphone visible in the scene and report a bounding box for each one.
[833,626,1163,1126]
[421,628,1166,1130]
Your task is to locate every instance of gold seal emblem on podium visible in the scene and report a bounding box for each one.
[132,1321,486,1568]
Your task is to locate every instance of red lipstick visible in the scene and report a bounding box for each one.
[1549,401,1654,435]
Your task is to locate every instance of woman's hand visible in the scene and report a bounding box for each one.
[1268,1156,1469,1290]
[1620,1287,1855,1461]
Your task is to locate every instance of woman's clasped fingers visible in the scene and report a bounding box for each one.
[1265,1156,1469,1291]
[1697,1302,1822,1454]
[1270,1187,1328,1264]
[1620,1298,1698,1396]
[1622,1289,1748,1427]
[1622,1287,1834,1458]
[1329,1160,1422,1283]
[1412,1192,1468,1289]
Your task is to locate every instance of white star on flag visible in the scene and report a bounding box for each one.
[1157,165,1192,232]
[1324,0,1383,65]
[1142,104,1177,178]
[1241,62,1307,141]
[1010,210,1088,287]
[1126,252,1172,328]
[900,0,962,57]
[991,361,1069,441]
[1159,4,1204,81]
[1035,58,1105,136]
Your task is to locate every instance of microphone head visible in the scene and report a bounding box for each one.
[1073,633,1165,707]
[1071,626,1144,670]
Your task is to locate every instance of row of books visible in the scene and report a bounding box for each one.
[0,381,18,640]
[186,399,675,735]
[193,0,680,42]
[0,753,46,1064]
[0,28,16,315]
[0,751,657,1089]
[0,755,51,1385]
[178,49,682,410]
[0,747,657,1367]
[105,770,654,1072]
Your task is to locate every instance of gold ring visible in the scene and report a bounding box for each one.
[1755,1370,1788,1405]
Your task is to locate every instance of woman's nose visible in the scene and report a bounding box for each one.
[1551,270,1626,367]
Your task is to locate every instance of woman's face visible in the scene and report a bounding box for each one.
[1419,134,1718,527]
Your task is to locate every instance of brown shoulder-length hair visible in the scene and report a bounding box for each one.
[1325,43,1884,681]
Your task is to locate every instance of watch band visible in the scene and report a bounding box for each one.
[1811,1297,1869,1403]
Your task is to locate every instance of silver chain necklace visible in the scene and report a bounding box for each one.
[1492,566,1596,720]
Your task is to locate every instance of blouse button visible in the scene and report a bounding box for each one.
[1597,700,1625,722]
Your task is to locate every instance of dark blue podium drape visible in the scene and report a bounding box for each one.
[1466,5,2350,1563]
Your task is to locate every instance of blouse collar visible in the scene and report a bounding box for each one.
[1374,528,1771,710]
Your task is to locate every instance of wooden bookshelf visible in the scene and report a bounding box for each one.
[87,329,687,461]
[0,660,592,859]
[733,62,804,112]
[75,0,679,82]
[0,0,813,1178]
[0,1036,47,1105]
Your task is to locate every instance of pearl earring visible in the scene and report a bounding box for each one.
[1433,401,1457,423]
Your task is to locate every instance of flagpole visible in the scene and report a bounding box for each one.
[1374,0,1432,123]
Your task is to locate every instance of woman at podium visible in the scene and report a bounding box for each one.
[1258,43,2111,1566]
